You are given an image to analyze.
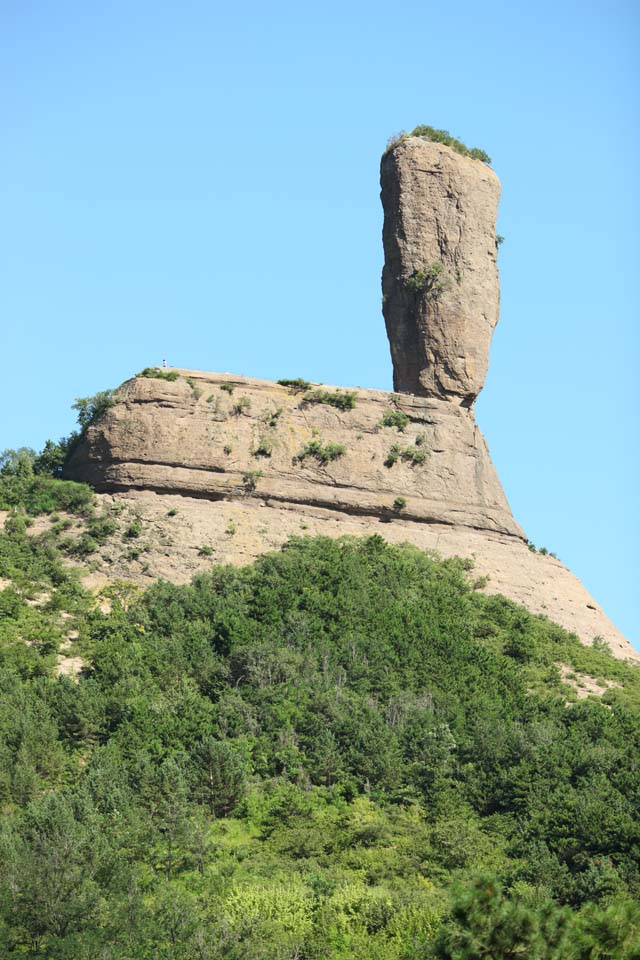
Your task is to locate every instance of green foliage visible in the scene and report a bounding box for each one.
[278,377,312,393]
[71,390,119,432]
[198,545,215,557]
[138,367,180,381]
[385,442,428,467]
[253,437,273,458]
[220,382,235,394]
[185,377,203,399]
[233,396,252,415]
[1,475,639,959]
[242,470,263,491]
[296,439,346,464]
[393,496,407,512]
[408,125,492,164]
[303,389,358,411]
[0,448,93,516]
[123,520,142,539]
[405,262,451,300]
[262,407,283,428]
[381,409,410,432]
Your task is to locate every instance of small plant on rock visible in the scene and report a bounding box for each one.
[385,442,427,467]
[405,263,450,301]
[381,409,410,432]
[186,377,203,400]
[296,439,346,465]
[233,396,251,416]
[220,383,235,395]
[393,496,407,513]
[302,389,357,411]
[278,378,311,393]
[139,367,180,382]
[242,471,263,492]
[253,437,273,458]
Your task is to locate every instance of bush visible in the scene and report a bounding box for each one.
[220,383,235,395]
[385,443,427,467]
[0,449,94,516]
[233,396,252,415]
[186,377,203,400]
[296,440,346,465]
[302,390,357,412]
[253,438,273,458]
[242,471,263,492]
[139,367,180,382]
[405,263,450,300]
[380,410,410,432]
[393,497,407,513]
[71,390,120,432]
[278,378,311,393]
[124,520,142,539]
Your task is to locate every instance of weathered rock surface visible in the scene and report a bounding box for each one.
[61,138,637,661]
[381,137,501,402]
[64,370,637,661]
[65,371,523,538]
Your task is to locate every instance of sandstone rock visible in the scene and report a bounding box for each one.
[381,137,500,402]
[65,370,523,539]
[64,369,637,661]
[61,137,637,663]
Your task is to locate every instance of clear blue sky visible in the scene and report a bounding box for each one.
[1,0,638,648]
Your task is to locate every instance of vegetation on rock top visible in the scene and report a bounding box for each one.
[387,125,492,164]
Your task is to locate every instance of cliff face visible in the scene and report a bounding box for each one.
[65,372,522,538]
[64,369,636,661]
[381,137,500,403]
[63,136,637,661]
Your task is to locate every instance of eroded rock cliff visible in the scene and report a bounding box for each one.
[63,135,637,661]
[381,136,500,402]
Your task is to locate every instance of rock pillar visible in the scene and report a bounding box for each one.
[381,136,501,404]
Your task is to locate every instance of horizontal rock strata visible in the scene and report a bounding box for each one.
[65,369,637,661]
[65,370,524,539]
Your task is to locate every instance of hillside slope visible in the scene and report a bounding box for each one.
[64,369,637,661]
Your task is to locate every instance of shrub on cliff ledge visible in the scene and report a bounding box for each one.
[302,389,357,412]
[139,367,179,382]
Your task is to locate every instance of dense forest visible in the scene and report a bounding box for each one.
[1,448,639,958]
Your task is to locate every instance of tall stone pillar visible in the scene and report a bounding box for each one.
[381,136,501,405]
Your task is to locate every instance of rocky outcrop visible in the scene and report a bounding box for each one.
[65,371,523,539]
[62,136,637,661]
[64,370,637,661]
[381,137,500,402]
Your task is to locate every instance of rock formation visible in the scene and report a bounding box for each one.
[63,136,637,661]
[381,136,500,402]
